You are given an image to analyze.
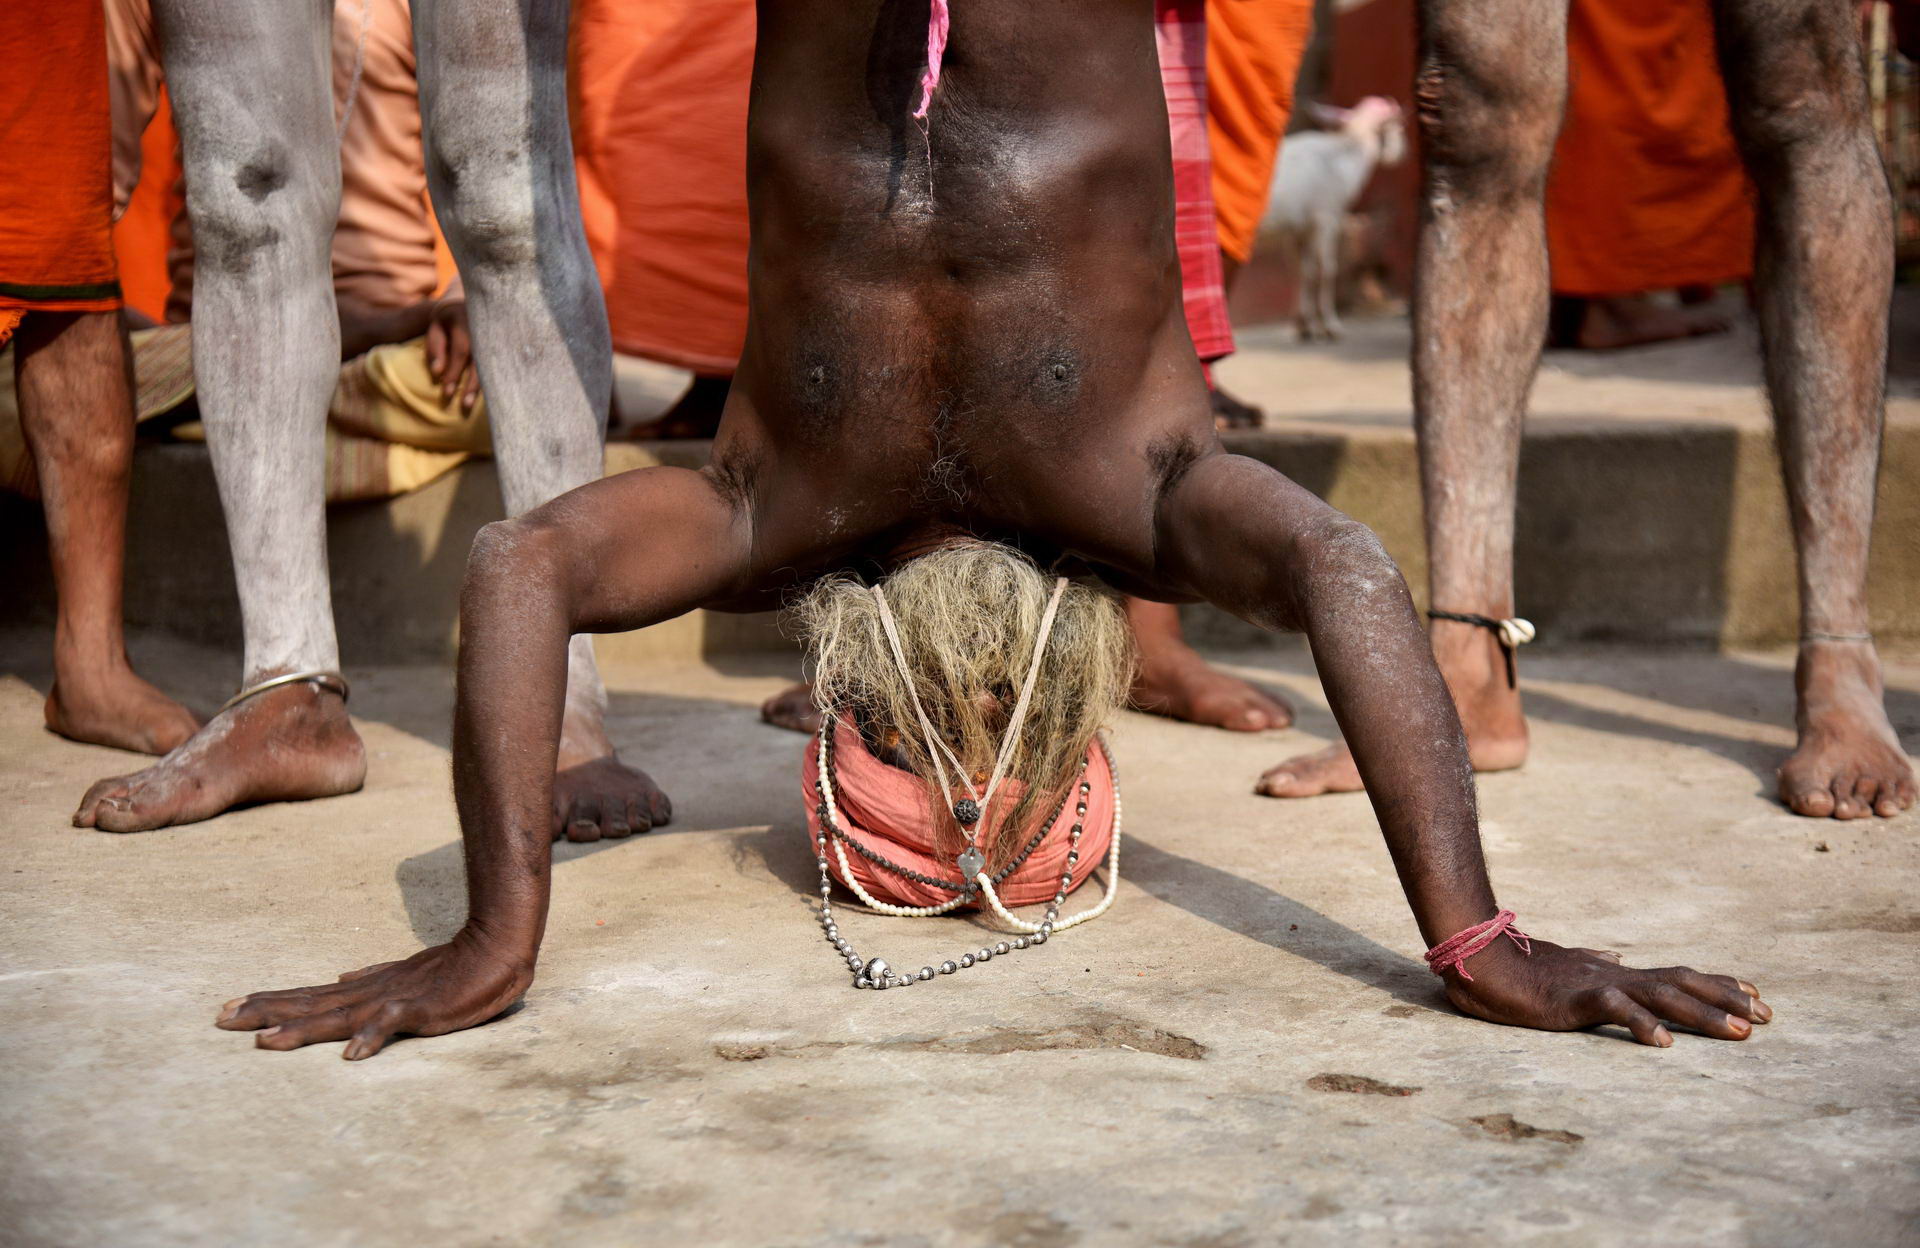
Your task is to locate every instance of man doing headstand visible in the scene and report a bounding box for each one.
[219,0,1770,1060]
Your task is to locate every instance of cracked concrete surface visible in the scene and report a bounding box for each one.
[1,633,1917,1245]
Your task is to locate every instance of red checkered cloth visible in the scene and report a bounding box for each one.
[1156,0,1234,365]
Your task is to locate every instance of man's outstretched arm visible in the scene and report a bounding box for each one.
[216,466,754,1058]
[1156,453,1771,1044]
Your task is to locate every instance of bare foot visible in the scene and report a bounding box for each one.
[1258,618,1526,797]
[73,681,365,831]
[761,681,824,735]
[45,660,200,755]
[1572,294,1730,351]
[551,707,672,843]
[1210,384,1264,430]
[1131,640,1292,732]
[1777,640,1917,820]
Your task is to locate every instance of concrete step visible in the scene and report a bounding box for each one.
[2,413,1914,667]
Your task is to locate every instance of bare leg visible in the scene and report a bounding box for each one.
[73,0,365,831]
[1155,453,1768,1043]
[14,312,197,754]
[1260,0,1557,797]
[412,0,663,841]
[1716,0,1915,819]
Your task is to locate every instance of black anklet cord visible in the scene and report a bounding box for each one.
[1427,609,1519,688]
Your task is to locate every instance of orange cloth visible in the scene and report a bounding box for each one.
[802,715,1116,913]
[1546,0,1754,297]
[569,0,754,373]
[0,0,122,324]
[1205,0,1315,263]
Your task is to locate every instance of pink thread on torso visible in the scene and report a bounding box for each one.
[914,0,951,119]
[1424,910,1532,982]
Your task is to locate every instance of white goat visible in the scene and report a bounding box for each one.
[1261,97,1407,342]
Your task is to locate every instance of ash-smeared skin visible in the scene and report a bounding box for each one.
[1263,0,1915,820]
[14,311,199,756]
[70,0,370,831]
[412,0,666,841]
[219,0,1767,1059]
[72,0,661,837]
[1715,0,1915,820]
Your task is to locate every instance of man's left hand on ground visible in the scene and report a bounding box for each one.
[1443,936,1771,1046]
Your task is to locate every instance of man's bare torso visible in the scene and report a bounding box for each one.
[707,0,1216,592]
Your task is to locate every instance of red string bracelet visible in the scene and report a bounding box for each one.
[1424,909,1532,982]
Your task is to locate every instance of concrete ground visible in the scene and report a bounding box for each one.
[3,632,1916,1246]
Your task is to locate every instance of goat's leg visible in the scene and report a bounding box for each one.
[1317,220,1344,341]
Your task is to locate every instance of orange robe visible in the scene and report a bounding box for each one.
[0,0,122,342]
[569,0,755,374]
[1546,0,1755,297]
[1205,0,1315,264]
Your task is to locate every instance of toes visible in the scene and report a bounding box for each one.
[1830,775,1867,820]
[646,786,672,827]
[72,775,135,828]
[1778,770,1835,818]
[625,798,652,836]
[1255,747,1360,799]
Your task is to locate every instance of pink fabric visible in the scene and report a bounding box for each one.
[914,0,950,120]
[1156,0,1235,363]
[1424,910,1533,982]
[803,714,1115,911]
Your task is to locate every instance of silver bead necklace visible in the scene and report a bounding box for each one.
[812,722,1123,989]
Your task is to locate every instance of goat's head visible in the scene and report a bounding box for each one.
[1306,96,1407,166]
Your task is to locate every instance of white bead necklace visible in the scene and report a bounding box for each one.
[812,719,1124,989]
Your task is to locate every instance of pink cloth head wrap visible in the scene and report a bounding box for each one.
[803,714,1115,910]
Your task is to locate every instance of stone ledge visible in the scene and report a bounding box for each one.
[1,419,1913,665]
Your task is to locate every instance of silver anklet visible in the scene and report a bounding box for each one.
[1802,631,1873,645]
[217,669,351,717]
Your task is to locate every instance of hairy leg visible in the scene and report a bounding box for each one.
[74,0,365,831]
[1262,0,1563,797]
[14,311,197,754]
[413,0,650,841]
[1713,0,1914,821]
[1152,453,1768,1042]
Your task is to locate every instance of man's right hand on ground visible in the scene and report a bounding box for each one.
[215,926,533,1060]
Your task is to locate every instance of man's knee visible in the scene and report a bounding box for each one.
[426,133,539,272]
[1416,5,1565,204]
[1717,2,1871,162]
[184,141,330,277]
